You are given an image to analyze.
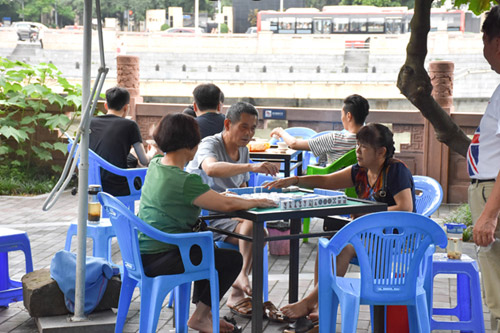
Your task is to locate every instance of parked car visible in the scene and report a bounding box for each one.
[246,27,257,34]
[12,22,48,41]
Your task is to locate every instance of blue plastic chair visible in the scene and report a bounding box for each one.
[270,127,317,173]
[167,210,270,308]
[0,228,34,307]
[413,175,443,217]
[307,130,335,165]
[318,211,447,332]
[98,192,220,333]
[67,138,147,213]
[269,127,317,145]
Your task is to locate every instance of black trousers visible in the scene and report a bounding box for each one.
[141,246,242,307]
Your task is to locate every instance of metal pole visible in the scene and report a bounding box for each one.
[217,0,221,34]
[54,1,58,27]
[72,0,92,321]
[194,0,199,30]
[280,0,283,12]
[21,0,24,21]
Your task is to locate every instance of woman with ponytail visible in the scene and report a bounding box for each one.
[265,123,415,324]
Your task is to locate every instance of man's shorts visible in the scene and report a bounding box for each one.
[210,218,240,242]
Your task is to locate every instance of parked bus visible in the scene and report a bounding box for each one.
[257,6,481,35]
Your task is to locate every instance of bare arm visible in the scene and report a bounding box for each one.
[133,142,158,166]
[473,170,500,246]
[193,189,277,212]
[201,156,279,178]
[265,166,354,190]
[388,188,413,212]
[270,127,310,151]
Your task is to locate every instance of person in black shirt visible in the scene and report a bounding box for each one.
[192,83,225,139]
[89,87,157,196]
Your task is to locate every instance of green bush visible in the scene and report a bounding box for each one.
[0,57,82,195]
[161,23,170,31]
[443,204,473,242]
[220,23,229,33]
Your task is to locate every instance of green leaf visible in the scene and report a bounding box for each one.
[15,149,27,157]
[20,116,37,125]
[0,126,29,143]
[45,114,70,130]
[40,142,53,150]
[468,0,492,15]
[31,146,52,161]
[46,94,66,109]
[0,146,11,155]
[51,165,62,173]
[66,94,82,109]
[53,142,68,154]
[20,126,36,134]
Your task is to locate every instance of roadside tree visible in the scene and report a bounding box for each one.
[398,0,490,157]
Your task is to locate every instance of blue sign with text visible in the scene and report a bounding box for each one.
[263,109,286,120]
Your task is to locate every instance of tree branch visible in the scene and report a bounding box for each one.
[396,0,471,157]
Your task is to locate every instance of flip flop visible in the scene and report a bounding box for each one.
[263,301,291,323]
[227,297,252,318]
[283,316,315,333]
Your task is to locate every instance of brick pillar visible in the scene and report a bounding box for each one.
[425,61,454,202]
[116,55,142,120]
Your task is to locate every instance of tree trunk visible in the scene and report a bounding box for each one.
[397,0,471,157]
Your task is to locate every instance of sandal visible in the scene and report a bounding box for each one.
[263,301,290,323]
[283,316,315,333]
[227,297,252,318]
[223,316,242,333]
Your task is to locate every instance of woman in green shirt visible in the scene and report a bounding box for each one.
[138,113,276,333]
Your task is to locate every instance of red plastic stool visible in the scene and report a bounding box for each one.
[0,227,33,307]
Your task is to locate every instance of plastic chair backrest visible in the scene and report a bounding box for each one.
[67,136,147,211]
[413,175,443,217]
[306,131,335,165]
[269,127,317,144]
[306,148,357,175]
[99,192,215,283]
[306,148,357,197]
[326,211,447,303]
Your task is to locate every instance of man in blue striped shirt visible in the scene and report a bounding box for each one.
[270,94,369,165]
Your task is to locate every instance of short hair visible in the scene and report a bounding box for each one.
[343,94,369,125]
[225,102,259,124]
[105,87,130,111]
[153,113,201,153]
[192,83,222,111]
[182,105,197,118]
[356,123,395,159]
[482,6,500,40]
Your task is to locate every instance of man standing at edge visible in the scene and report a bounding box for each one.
[468,6,500,331]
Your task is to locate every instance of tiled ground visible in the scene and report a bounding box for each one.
[0,192,493,332]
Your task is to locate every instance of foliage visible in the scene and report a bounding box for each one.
[0,163,60,195]
[248,9,258,26]
[455,0,495,15]
[443,204,473,242]
[0,57,81,176]
[339,0,414,7]
[160,23,170,31]
[220,22,229,33]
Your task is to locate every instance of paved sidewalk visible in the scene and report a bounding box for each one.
[0,192,493,332]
